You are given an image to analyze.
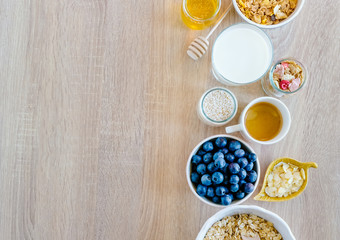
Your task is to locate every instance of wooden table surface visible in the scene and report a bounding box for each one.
[0,0,339,239]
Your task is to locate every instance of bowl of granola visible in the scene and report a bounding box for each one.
[261,58,308,98]
[232,0,305,28]
[196,205,296,240]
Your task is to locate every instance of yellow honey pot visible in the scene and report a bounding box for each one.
[254,157,318,202]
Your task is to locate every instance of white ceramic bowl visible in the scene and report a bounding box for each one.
[186,135,260,207]
[232,0,305,29]
[196,205,296,240]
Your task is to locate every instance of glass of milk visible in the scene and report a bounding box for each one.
[211,23,273,86]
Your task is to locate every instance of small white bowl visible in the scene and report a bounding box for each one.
[232,0,305,29]
[196,205,296,240]
[186,135,260,207]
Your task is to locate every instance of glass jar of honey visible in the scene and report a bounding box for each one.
[181,0,221,30]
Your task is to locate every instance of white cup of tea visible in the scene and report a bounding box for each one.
[225,97,291,144]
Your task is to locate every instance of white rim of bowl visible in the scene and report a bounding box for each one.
[196,205,296,240]
[231,0,305,29]
[186,134,260,207]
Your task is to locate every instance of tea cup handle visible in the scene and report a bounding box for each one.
[225,124,242,133]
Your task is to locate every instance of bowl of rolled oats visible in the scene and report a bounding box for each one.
[232,0,305,28]
[196,205,296,240]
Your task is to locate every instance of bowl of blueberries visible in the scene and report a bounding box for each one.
[186,135,260,207]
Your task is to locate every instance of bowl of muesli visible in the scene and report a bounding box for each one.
[261,58,308,98]
[232,0,305,28]
[196,205,296,240]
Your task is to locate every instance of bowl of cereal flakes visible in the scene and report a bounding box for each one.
[232,0,305,28]
[196,205,296,240]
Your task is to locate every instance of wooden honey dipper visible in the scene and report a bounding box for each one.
[187,1,233,61]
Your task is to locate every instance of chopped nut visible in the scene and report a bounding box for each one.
[265,162,304,198]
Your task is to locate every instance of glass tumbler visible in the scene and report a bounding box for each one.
[261,58,308,98]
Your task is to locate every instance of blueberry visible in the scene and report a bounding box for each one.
[246,170,258,183]
[238,168,247,180]
[192,155,202,165]
[228,163,240,174]
[221,164,229,174]
[248,153,257,162]
[221,194,233,205]
[201,174,212,186]
[229,140,241,151]
[239,179,247,188]
[214,158,226,169]
[196,163,207,175]
[226,193,234,201]
[230,183,239,193]
[213,152,224,161]
[212,172,224,184]
[191,172,200,183]
[236,191,245,199]
[223,175,229,185]
[207,162,219,173]
[207,187,215,198]
[225,153,235,162]
[215,186,228,196]
[203,153,213,164]
[237,157,248,168]
[244,183,255,193]
[215,137,227,148]
[203,141,214,152]
[218,148,229,155]
[229,175,240,184]
[245,162,254,172]
[197,149,206,156]
[234,149,245,158]
[196,184,207,196]
[212,196,220,203]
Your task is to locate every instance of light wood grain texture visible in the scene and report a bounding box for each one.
[0,0,339,239]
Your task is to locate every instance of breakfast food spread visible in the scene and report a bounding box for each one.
[236,0,298,25]
[181,0,316,236]
[272,60,304,92]
[265,162,305,198]
[191,137,258,205]
[204,214,282,240]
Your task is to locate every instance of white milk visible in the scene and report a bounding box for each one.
[212,24,273,85]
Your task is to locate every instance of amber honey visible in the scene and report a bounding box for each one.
[181,0,221,30]
[245,102,283,141]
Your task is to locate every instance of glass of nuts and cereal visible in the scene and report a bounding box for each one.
[197,87,238,127]
[261,58,308,98]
